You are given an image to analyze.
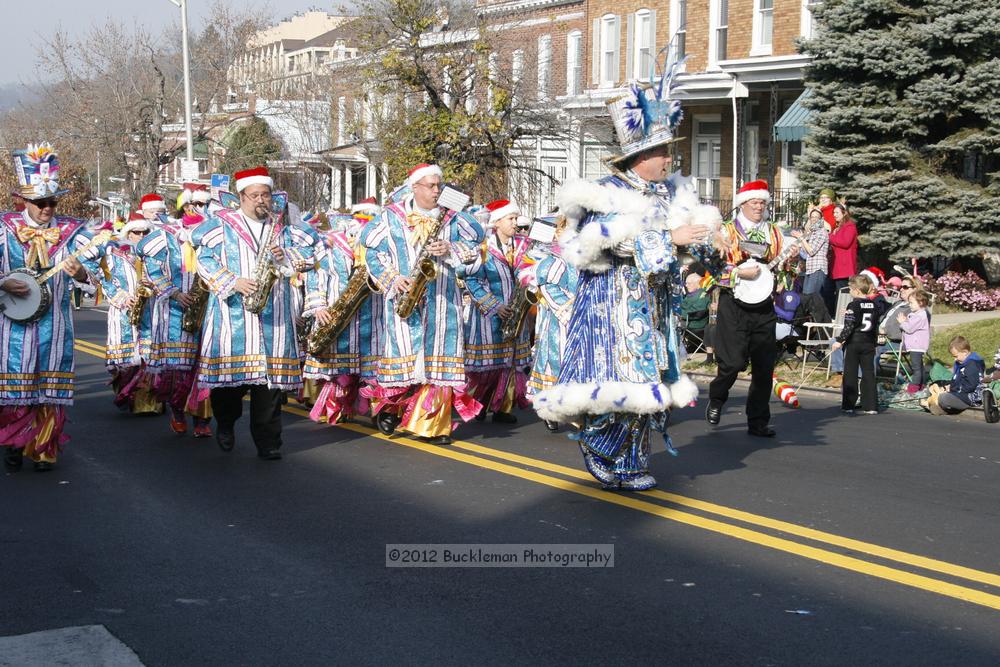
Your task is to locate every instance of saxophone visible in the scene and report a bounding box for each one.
[394,212,448,319]
[127,256,154,327]
[180,274,210,333]
[242,220,278,314]
[306,265,373,355]
[500,283,538,342]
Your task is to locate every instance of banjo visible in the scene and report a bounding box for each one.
[732,236,800,305]
[0,230,112,323]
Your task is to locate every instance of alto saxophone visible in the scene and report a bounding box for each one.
[395,212,448,319]
[242,220,279,314]
[127,256,154,327]
[305,265,373,355]
[501,282,538,342]
[180,274,210,333]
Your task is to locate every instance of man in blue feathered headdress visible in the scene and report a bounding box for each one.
[532,55,725,491]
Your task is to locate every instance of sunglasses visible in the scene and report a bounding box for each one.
[130,230,151,236]
[33,198,59,208]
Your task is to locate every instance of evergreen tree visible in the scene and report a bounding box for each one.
[796,0,1000,261]
[218,117,284,178]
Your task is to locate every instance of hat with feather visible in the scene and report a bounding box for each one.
[606,49,686,167]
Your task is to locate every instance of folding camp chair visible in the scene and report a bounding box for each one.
[794,288,851,389]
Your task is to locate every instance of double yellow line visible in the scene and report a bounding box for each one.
[72,341,1000,611]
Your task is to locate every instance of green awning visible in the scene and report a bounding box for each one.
[774,89,813,142]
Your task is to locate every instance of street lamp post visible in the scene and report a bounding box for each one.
[169,0,195,165]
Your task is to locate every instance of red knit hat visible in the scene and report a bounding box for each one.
[485,199,519,224]
[139,193,166,212]
[406,163,443,186]
[234,166,273,192]
[733,180,771,208]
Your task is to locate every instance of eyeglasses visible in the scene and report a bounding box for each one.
[415,182,442,191]
[130,230,151,236]
[34,198,58,208]
[901,284,913,289]
[243,192,272,201]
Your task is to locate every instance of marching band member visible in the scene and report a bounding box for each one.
[523,217,578,432]
[705,180,785,437]
[305,201,380,425]
[1,143,101,471]
[191,166,303,460]
[98,213,160,415]
[463,199,532,424]
[533,62,719,491]
[137,182,212,437]
[138,192,169,225]
[362,164,483,446]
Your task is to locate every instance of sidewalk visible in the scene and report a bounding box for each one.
[929,309,1000,331]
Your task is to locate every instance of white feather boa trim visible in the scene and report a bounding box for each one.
[533,375,699,422]
[556,174,721,272]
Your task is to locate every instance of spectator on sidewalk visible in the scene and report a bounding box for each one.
[793,208,828,295]
[831,274,884,414]
[926,336,986,415]
[825,204,858,315]
[898,289,931,393]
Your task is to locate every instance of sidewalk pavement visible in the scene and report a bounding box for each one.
[929,309,1000,331]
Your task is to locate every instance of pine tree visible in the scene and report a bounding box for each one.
[796,0,1000,262]
[218,118,284,177]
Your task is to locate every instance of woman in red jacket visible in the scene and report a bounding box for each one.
[828,204,858,294]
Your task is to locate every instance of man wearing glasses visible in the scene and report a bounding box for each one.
[97,213,161,415]
[1,143,100,471]
[706,180,785,438]
[136,182,213,437]
[362,163,484,445]
[191,166,302,460]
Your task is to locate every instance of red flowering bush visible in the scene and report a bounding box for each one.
[921,271,1000,311]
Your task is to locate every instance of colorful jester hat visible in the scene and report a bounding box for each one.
[12,142,70,200]
[606,48,687,166]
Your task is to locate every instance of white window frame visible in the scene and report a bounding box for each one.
[693,114,722,201]
[599,14,620,89]
[337,96,346,145]
[800,0,822,38]
[708,0,728,68]
[487,53,499,109]
[752,0,774,56]
[668,0,687,67]
[537,34,552,101]
[632,9,656,81]
[566,30,583,95]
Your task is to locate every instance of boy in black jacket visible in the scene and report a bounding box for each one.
[831,275,886,414]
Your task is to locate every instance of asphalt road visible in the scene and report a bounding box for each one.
[3,308,1000,666]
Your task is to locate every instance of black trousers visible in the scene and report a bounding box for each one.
[210,385,285,451]
[708,291,777,428]
[842,342,877,411]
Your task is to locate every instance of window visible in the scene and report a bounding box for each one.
[487,53,499,108]
[801,0,822,38]
[337,96,346,145]
[566,30,583,95]
[632,10,656,81]
[753,0,774,55]
[693,116,722,201]
[512,49,525,104]
[537,35,552,101]
[710,0,728,66]
[583,145,611,181]
[599,15,620,88]
[676,0,687,59]
[442,65,452,108]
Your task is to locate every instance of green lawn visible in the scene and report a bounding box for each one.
[929,318,1000,365]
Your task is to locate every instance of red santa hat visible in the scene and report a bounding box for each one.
[139,193,166,212]
[120,212,152,238]
[234,166,273,193]
[180,181,211,205]
[733,180,771,209]
[351,197,379,215]
[486,199,519,225]
[860,266,886,289]
[406,163,443,187]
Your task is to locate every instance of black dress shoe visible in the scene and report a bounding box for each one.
[376,412,400,436]
[747,425,776,438]
[257,448,283,460]
[492,411,517,424]
[3,448,23,473]
[423,435,452,446]
[33,460,55,472]
[706,404,722,426]
[544,420,559,432]
[216,429,236,452]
